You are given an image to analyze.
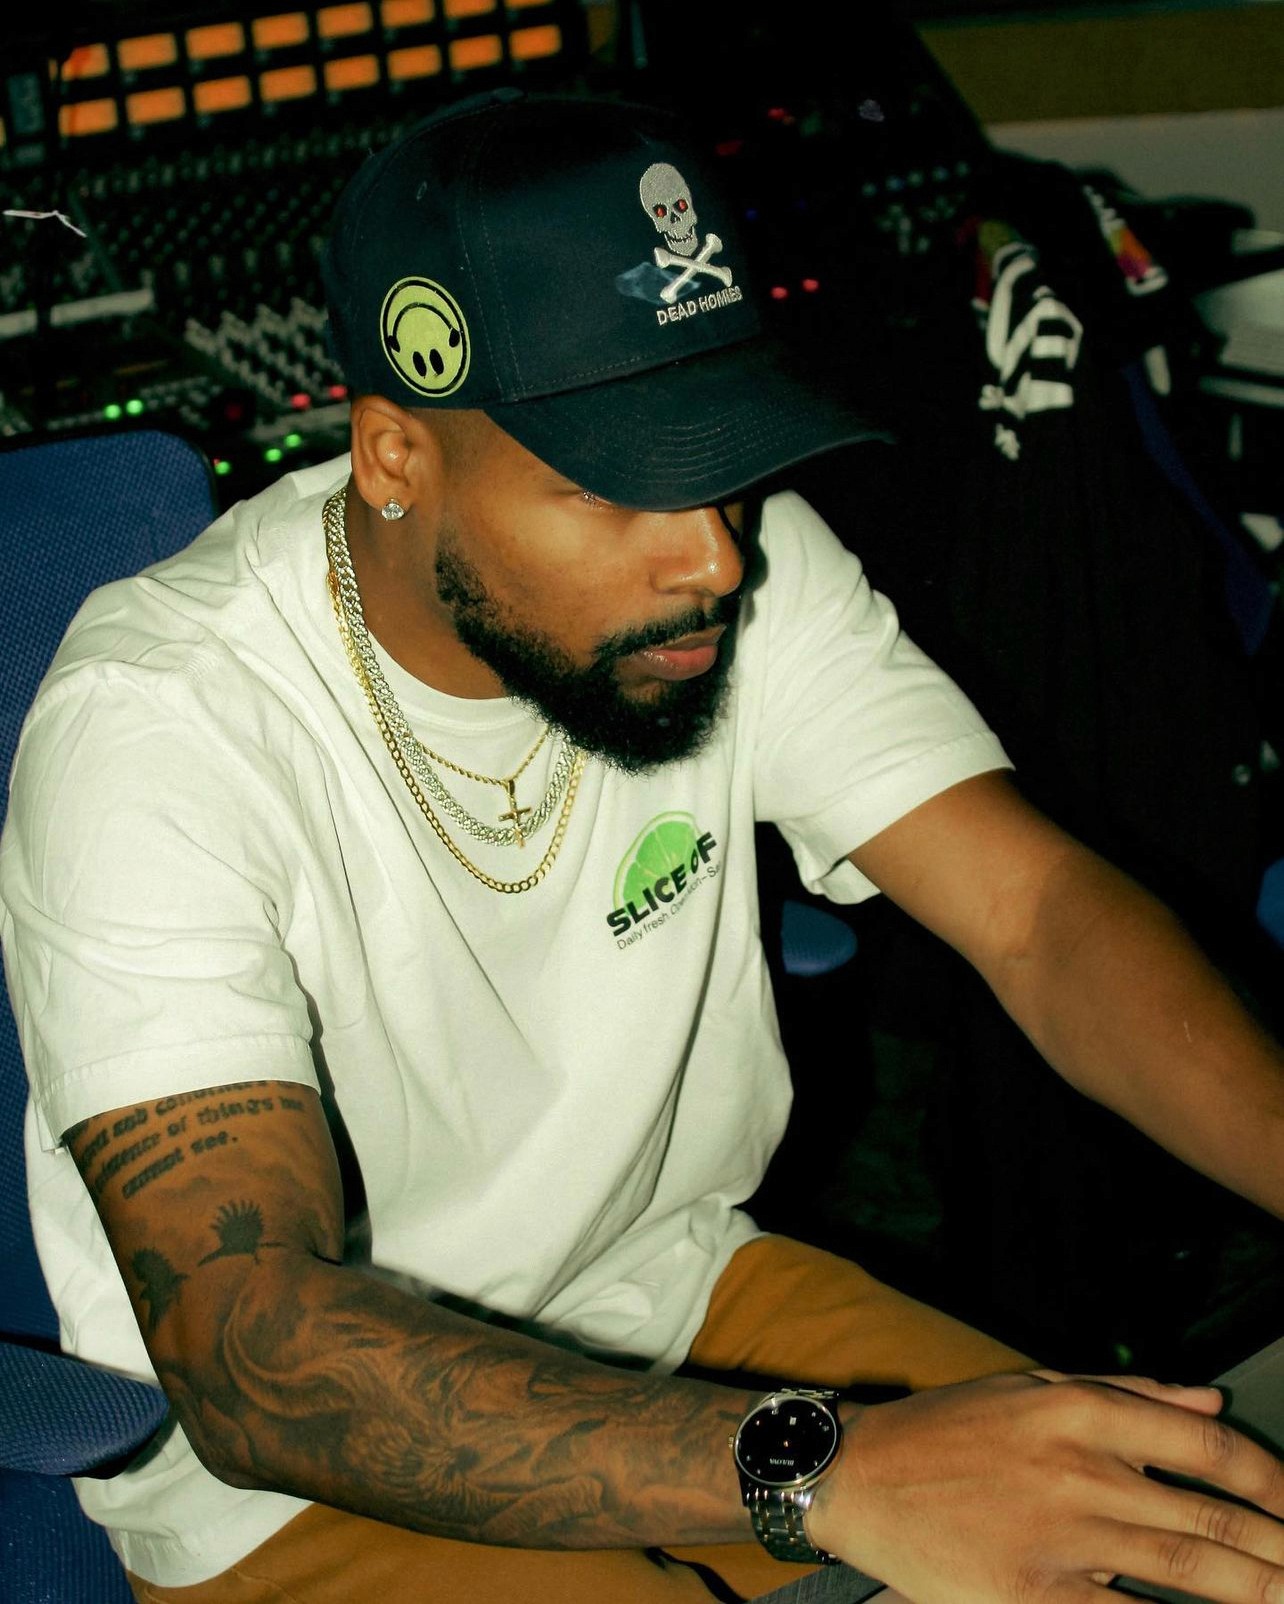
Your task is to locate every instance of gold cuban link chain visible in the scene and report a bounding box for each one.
[324,490,586,894]
[325,490,575,848]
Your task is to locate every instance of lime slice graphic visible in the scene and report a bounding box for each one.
[614,812,699,910]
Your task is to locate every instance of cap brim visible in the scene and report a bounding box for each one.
[482,337,891,511]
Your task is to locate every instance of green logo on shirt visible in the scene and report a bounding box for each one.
[606,812,719,942]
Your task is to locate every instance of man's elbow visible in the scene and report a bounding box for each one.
[151,1384,268,1491]
[151,1254,323,1495]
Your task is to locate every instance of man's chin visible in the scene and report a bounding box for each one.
[449,603,735,772]
[616,675,680,708]
[540,678,731,775]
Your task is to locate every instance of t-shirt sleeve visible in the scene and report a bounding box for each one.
[749,491,1011,903]
[1,664,318,1152]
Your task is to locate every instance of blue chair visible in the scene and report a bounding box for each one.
[0,428,218,1603]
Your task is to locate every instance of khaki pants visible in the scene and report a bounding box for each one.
[129,1234,1031,1603]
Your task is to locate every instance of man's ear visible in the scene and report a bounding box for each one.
[348,395,444,520]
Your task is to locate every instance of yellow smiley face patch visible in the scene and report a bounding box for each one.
[380,277,470,398]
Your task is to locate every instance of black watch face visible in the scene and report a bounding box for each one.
[734,1397,840,1488]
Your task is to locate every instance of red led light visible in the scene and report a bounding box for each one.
[715,138,744,158]
[802,278,820,293]
[291,392,311,409]
[327,383,349,399]
[770,285,789,301]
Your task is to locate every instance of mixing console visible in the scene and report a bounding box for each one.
[1,0,590,501]
[20,2,1259,520]
[1,1,1002,505]
[4,117,394,497]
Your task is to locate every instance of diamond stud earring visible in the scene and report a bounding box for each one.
[381,499,406,521]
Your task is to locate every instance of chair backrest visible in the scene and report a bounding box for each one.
[0,428,217,1341]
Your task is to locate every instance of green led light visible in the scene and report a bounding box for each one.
[283,432,303,449]
[263,447,283,464]
[103,403,123,421]
[124,398,145,416]
[214,460,232,476]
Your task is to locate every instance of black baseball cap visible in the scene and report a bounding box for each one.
[322,88,886,511]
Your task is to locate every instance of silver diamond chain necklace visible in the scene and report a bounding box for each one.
[323,489,577,849]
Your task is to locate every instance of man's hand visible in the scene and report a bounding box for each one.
[808,1370,1284,1604]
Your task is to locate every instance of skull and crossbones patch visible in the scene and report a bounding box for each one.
[616,163,741,320]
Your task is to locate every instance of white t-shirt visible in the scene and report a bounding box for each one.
[0,457,1008,1585]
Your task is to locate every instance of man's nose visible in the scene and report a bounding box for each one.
[652,503,744,600]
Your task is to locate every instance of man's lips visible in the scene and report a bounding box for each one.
[622,625,725,682]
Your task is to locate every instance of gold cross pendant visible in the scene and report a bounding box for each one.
[498,780,532,848]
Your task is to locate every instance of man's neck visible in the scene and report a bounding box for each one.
[343,497,505,700]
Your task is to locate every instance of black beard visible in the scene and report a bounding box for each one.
[435,539,738,773]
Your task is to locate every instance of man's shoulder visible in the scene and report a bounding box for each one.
[760,487,827,541]
[9,457,348,801]
[43,456,346,693]
[738,488,873,659]
[756,489,864,586]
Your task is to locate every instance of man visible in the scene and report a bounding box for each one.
[3,90,1284,1604]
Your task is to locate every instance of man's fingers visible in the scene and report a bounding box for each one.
[1130,1404,1284,1521]
[1031,1369,1225,1416]
[1102,1377,1226,1417]
[1128,1481,1284,1570]
[1112,1523,1284,1604]
[1031,1372,1284,1519]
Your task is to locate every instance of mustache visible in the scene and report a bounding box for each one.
[596,594,740,663]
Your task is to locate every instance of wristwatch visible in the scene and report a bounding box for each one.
[730,1387,844,1565]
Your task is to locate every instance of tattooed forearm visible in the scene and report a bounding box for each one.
[183,1257,756,1549]
[69,1083,754,1551]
